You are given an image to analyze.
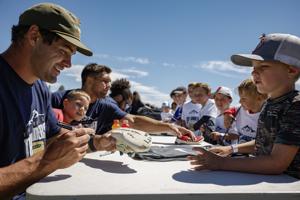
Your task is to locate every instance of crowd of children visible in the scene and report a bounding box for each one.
[164,78,264,147]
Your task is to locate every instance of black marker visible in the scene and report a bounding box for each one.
[57,122,74,130]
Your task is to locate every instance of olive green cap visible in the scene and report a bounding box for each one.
[18,3,93,56]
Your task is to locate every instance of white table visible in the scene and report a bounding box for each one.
[26,136,300,200]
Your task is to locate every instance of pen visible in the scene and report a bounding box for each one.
[57,121,74,130]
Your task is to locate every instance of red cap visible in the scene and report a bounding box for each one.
[224,107,238,117]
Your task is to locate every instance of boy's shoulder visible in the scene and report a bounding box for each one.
[263,90,300,119]
[292,91,300,103]
[286,90,300,117]
[182,100,192,107]
[282,90,300,112]
[204,99,217,110]
[182,101,201,109]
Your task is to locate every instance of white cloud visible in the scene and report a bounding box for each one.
[117,68,149,78]
[116,56,150,64]
[195,61,252,76]
[94,53,150,65]
[47,65,84,92]
[162,62,176,68]
[61,64,84,82]
[110,71,167,106]
[110,71,130,80]
[94,53,110,59]
[130,81,170,107]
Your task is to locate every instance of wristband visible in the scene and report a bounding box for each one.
[231,144,238,153]
[88,135,97,152]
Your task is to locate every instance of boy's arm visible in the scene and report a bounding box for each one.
[193,116,211,130]
[190,143,298,175]
[235,140,256,154]
[224,120,240,141]
[224,133,239,141]
[209,140,255,156]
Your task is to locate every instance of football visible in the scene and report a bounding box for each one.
[111,128,152,153]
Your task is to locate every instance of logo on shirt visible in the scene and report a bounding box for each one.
[189,110,199,115]
[241,125,256,138]
[75,116,98,130]
[24,110,46,157]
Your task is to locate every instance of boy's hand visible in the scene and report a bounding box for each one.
[209,146,232,157]
[200,125,205,133]
[187,147,223,170]
[210,132,222,141]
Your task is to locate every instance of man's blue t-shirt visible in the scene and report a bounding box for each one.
[51,90,127,134]
[0,56,60,167]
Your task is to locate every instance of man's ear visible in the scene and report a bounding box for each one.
[85,76,94,87]
[26,25,41,46]
[114,94,123,103]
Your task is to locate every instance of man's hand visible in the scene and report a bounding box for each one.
[94,132,116,151]
[187,147,223,170]
[43,128,92,169]
[169,124,196,141]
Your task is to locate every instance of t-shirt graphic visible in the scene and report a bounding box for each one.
[71,115,98,130]
[240,125,256,143]
[24,110,46,157]
[181,101,202,130]
[229,106,260,144]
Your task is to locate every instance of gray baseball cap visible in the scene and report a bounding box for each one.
[231,33,300,68]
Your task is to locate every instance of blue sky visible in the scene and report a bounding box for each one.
[1,0,300,106]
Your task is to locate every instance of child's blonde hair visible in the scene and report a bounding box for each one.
[238,78,267,99]
[193,82,211,95]
[188,82,198,89]
[65,89,91,102]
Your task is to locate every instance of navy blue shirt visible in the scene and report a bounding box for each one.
[51,90,127,134]
[0,56,60,168]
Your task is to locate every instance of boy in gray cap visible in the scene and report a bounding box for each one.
[189,33,300,179]
[0,3,115,199]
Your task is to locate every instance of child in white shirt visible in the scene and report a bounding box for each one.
[181,83,202,132]
[210,86,233,145]
[192,83,218,141]
[160,101,173,122]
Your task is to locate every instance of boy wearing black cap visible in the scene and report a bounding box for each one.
[170,86,188,125]
[189,33,300,179]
